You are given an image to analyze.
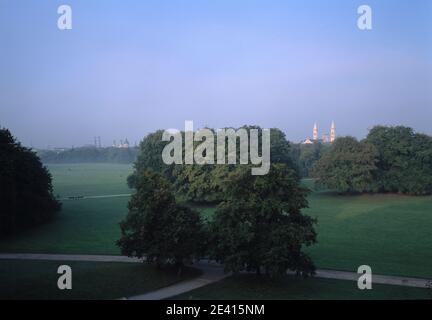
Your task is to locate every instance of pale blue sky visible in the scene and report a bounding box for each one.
[0,0,431,148]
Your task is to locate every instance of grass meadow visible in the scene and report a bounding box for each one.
[0,259,201,300]
[171,274,432,300]
[0,164,133,254]
[0,163,431,299]
[1,164,431,278]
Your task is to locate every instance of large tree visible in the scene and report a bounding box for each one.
[0,128,61,236]
[365,126,432,195]
[209,164,317,277]
[127,130,175,188]
[130,126,297,203]
[311,137,378,193]
[117,171,205,272]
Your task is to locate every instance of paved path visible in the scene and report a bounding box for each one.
[1,253,431,299]
[0,253,141,263]
[127,261,229,300]
[313,269,432,289]
[61,194,132,201]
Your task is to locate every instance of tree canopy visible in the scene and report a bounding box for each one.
[365,126,432,195]
[312,126,432,195]
[311,137,378,193]
[117,170,205,271]
[0,128,61,236]
[209,164,317,277]
[291,142,331,178]
[130,126,297,203]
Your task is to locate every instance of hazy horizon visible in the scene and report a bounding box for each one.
[1,0,431,148]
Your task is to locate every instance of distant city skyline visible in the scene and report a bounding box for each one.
[1,0,431,149]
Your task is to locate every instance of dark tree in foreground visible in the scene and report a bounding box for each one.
[0,128,61,236]
[117,171,204,273]
[210,164,317,277]
[311,137,378,193]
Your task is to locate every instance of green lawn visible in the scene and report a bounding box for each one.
[48,163,133,197]
[1,164,431,280]
[190,189,432,279]
[0,259,201,300]
[0,197,127,254]
[172,274,432,300]
[0,163,133,254]
[304,189,432,279]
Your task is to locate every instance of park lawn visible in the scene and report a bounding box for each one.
[1,164,431,280]
[0,197,127,254]
[304,191,432,279]
[171,274,432,300]
[47,163,133,197]
[0,163,133,254]
[0,259,201,300]
[192,191,432,279]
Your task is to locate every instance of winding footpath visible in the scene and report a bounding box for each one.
[1,253,431,299]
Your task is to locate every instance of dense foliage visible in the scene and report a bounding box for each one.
[365,126,432,195]
[290,142,331,178]
[209,164,317,277]
[124,126,317,275]
[117,171,205,271]
[312,126,432,195]
[128,130,175,188]
[311,137,378,193]
[38,147,138,164]
[0,128,61,236]
[130,126,297,203]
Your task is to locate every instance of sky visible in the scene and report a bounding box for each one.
[0,0,431,148]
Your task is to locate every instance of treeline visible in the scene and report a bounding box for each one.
[0,128,61,236]
[312,126,432,195]
[128,124,432,199]
[38,147,139,164]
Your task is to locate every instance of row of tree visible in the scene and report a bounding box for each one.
[38,147,139,164]
[0,129,61,236]
[312,126,432,195]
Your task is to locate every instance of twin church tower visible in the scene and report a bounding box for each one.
[303,122,336,144]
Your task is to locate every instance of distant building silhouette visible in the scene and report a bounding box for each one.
[302,122,336,144]
[330,121,336,142]
[112,138,130,148]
